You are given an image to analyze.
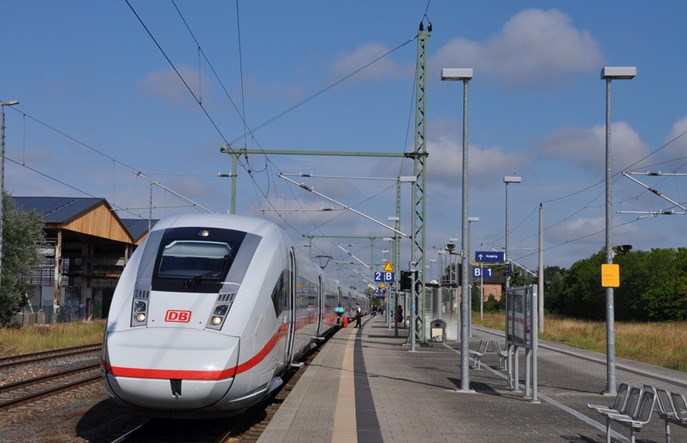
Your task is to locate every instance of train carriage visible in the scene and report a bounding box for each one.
[101,213,342,417]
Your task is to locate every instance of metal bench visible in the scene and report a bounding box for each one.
[491,340,508,370]
[469,340,489,369]
[588,383,632,415]
[603,385,656,443]
[589,385,641,442]
[670,390,687,417]
[656,388,687,443]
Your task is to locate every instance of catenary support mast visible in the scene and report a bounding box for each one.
[411,20,431,344]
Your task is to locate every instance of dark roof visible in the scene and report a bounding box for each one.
[120,218,158,241]
[12,196,106,224]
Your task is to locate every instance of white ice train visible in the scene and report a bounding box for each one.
[101,213,368,417]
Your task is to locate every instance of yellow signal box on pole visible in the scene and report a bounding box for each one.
[601,264,620,288]
[384,261,394,272]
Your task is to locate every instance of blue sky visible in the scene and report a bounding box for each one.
[3,1,687,287]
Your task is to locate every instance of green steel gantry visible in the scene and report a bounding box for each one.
[220,22,431,344]
[410,21,431,344]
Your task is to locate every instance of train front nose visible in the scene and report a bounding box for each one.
[104,328,240,410]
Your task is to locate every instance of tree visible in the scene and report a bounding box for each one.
[549,247,687,322]
[543,266,566,314]
[0,192,45,326]
[559,251,606,319]
[618,248,687,321]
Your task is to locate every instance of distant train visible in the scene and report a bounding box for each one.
[101,213,368,417]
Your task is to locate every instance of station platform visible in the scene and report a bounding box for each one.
[257,314,687,443]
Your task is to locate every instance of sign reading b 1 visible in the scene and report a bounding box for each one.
[473,267,493,278]
[474,251,505,263]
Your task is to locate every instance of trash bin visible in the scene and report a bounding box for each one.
[430,319,446,342]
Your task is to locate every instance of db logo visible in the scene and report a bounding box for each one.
[165,310,192,323]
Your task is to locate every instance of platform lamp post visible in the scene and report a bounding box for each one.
[0,99,20,296]
[503,175,520,390]
[503,175,521,292]
[601,66,636,396]
[467,216,479,337]
[442,67,473,392]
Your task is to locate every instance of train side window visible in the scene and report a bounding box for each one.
[271,271,288,316]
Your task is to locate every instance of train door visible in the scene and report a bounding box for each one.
[283,248,297,364]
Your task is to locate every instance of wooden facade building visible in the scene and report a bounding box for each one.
[13,196,153,321]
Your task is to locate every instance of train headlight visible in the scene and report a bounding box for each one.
[207,303,229,329]
[131,291,149,327]
[207,292,235,330]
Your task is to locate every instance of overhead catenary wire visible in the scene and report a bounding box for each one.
[4,155,145,219]
[496,125,687,267]
[25,1,684,270]
[225,37,417,148]
[6,3,419,287]
[3,106,213,217]
[165,0,419,249]
[125,0,237,155]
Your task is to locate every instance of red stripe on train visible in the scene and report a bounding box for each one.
[110,328,283,381]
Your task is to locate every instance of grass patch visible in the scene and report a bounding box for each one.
[0,320,105,356]
[474,312,687,372]
[2,315,686,372]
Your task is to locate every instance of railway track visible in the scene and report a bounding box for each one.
[0,343,101,369]
[0,344,102,411]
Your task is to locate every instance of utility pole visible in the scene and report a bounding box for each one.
[410,19,431,344]
[0,100,20,298]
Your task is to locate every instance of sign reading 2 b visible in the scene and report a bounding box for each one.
[374,271,396,282]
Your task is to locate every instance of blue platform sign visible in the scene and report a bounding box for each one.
[473,267,493,278]
[374,271,396,282]
[474,251,505,263]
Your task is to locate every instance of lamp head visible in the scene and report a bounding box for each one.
[441,68,473,81]
[504,176,522,184]
[601,67,636,80]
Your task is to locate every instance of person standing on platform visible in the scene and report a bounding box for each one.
[335,302,345,325]
[355,303,362,328]
[395,304,403,328]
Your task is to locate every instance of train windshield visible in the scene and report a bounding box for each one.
[158,241,231,279]
[151,226,248,293]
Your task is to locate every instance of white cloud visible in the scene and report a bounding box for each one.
[660,115,687,160]
[329,43,411,82]
[432,8,604,88]
[428,119,526,188]
[242,79,305,104]
[140,66,205,104]
[535,122,648,173]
